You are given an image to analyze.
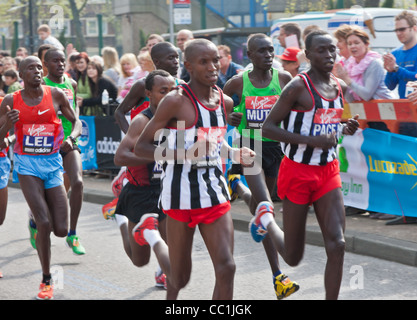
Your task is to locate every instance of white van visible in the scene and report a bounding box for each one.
[271,7,417,54]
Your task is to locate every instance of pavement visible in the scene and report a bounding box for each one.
[8,173,417,267]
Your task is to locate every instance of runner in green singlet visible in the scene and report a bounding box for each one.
[223,33,299,299]
[40,48,85,255]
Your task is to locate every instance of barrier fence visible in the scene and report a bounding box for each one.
[341,99,417,217]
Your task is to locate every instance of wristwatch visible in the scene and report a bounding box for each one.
[69,135,77,144]
[393,65,399,72]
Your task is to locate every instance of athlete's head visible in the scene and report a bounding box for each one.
[19,56,43,87]
[184,39,219,86]
[150,42,179,76]
[145,69,176,109]
[304,30,336,72]
[247,33,274,71]
[43,48,66,78]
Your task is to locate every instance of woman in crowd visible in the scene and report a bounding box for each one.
[75,52,92,105]
[334,27,394,102]
[117,53,141,102]
[77,61,117,116]
[102,46,121,86]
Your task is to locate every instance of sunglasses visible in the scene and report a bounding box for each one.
[394,27,412,33]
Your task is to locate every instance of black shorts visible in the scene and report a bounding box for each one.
[230,138,283,178]
[115,182,165,224]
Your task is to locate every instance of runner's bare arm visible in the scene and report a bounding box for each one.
[114,79,146,134]
[115,115,152,167]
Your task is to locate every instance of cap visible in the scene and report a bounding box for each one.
[277,47,301,62]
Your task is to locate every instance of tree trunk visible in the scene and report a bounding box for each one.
[68,0,86,51]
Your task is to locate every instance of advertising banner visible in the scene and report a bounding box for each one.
[78,116,97,170]
[339,128,417,217]
[95,116,121,170]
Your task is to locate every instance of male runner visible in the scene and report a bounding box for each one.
[0,117,14,279]
[39,48,85,255]
[223,33,298,299]
[134,39,254,300]
[253,30,359,299]
[114,70,176,296]
[109,41,181,262]
[0,56,82,300]
[114,42,181,134]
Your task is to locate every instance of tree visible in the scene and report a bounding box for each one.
[68,0,88,51]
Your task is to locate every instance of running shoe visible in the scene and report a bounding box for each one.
[28,219,37,250]
[274,273,300,300]
[249,201,273,242]
[66,235,86,255]
[132,214,159,246]
[37,282,54,300]
[155,271,167,290]
[227,170,240,202]
[0,270,3,278]
[102,198,118,220]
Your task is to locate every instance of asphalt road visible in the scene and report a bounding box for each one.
[0,187,416,301]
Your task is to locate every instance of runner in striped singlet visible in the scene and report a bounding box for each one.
[252,30,359,300]
[134,39,254,300]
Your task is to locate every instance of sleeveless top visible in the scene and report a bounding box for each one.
[126,107,162,187]
[234,68,282,142]
[281,72,344,166]
[159,83,230,211]
[0,96,7,157]
[13,86,64,155]
[43,75,75,141]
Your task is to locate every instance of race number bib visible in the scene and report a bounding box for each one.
[23,124,54,154]
[193,126,226,169]
[311,108,344,136]
[151,161,163,180]
[245,95,279,128]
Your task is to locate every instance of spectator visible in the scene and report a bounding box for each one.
[37,24,64,51]
[66,52,79,81]
[137,50,155,75]
[383,10,417,99]
[75,52,92,101]
[117,53,141,102]
[15,47,29,58]
[277,47,301,77]
[77,61,117,116]
[101,46,121,85]
[333,24,355,63]
[1,56,17,71]
[146,34,164,51]
[176,29,194,80]
[217,44,243,87]
[3,69,22,94]
[0,59,7,96]
[334,27,394,102]
[0,51,9,59]
[90,55,104,67]
[278,22,302,49]
[38,44,54,77]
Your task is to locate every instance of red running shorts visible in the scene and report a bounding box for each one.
[278,156,341,205]
[163,201,231,228]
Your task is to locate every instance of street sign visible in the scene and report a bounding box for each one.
[173,0,191,25]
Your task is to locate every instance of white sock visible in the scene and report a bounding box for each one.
[155,264,162,276]
[260,211,274,229]
[115,214,128,228]
[143,229,163,249]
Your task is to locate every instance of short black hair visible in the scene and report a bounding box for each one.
[145,69,172,91]
[43,47,64,62]
[305,30,331,51]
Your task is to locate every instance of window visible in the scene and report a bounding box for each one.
[85,17,107,36]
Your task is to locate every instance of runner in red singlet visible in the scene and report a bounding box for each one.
[0,56,82,300]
